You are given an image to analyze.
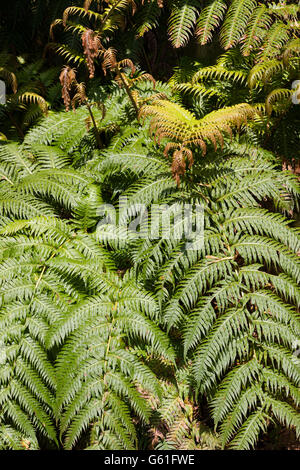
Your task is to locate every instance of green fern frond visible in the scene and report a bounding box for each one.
[240,5,272,56]
[227,409,269,450]
[248,59,285,88]
[258,22,290,61]
[220,0,257,50]
[265,88,292,115]
[195,0,227,45]
[168,1,199,48]
[135,0,162,37]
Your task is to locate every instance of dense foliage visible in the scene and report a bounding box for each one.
[0,0,299,450]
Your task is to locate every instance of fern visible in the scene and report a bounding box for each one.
[0,7,299,448]
[140,98,257,182]
[240,5,272,57]
[168,1,199,49]
[196,0,227,45]
[135,0,162,37]
[0,94,178,449]
[220,0,257,50]
[52,272,173,449]
[99,135,300,449]
[0,209,173,448]
[257,22,290,62]
[151,367,221,450]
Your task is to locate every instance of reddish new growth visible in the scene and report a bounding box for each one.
[59,66,76,112]
[82,29,102,79]
[164,143,194,186]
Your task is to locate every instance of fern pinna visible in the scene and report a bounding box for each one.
[0,84,299,449]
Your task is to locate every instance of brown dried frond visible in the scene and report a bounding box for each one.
[84,0,101,12]
[71,82,87,110]
[132,1,137,15]
[59,66,77,111]
[172,149,187,186]
[84,0,102,12]
[76,82,87,101]
[102,48,118,75]
[82,29,102,78]
[183,147,194,169]
[164,142,194,185]
[115,72,128,88]
[164,142,179,158]
[118,59,136,76]
[165,144,194,185]
[131,90,140,109]
[192,139,207,156]
[132,73,156,88]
